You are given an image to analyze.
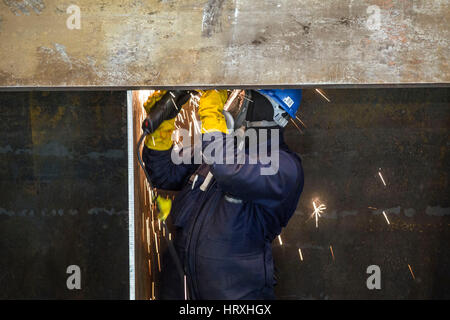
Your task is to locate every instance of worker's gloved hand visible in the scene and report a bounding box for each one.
[144,90,174,151]
[144,90,190,151]
[198,90,229,134]
[156,195,172,221]
[143,90,167,114]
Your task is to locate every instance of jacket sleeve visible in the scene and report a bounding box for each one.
[142,146,199,191]
[204,132,303,208]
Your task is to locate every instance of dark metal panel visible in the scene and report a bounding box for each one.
[0,91,129,299]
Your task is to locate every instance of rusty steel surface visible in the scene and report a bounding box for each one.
[0,0,449,89]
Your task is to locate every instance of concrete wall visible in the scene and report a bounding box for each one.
[275,88,449,299]
[0,91,128,299]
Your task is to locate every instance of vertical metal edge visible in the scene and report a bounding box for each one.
[127,90,136,300]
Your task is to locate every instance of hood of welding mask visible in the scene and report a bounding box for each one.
[227,90,302,129]
[223,89,302,130]
[223,90,282,129]
[220,90,252,132]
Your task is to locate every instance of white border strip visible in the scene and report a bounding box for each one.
[127,90,136,300]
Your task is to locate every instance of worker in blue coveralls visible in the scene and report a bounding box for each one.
[142,89,304,300]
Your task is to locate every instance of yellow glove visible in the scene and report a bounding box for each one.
[198,90,229,134]
[156,195,172,221]
[143,90,175,151]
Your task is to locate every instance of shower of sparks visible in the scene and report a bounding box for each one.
[382,210,390,225]
[170,97,179,111]
[152,281,155,300]
[278,235,283,245]
[315,88,331,102]
[154,232,159,254]
[298,248,303,261]
[242,95,253,103]
[139,90,153,104]
[290,118,304,134]
[368,206,377,210]
[223,89,241,111]
[408,264,416,280]
[378,170,387,186]
[192,111,201,134]
[190,93,200,109]
[152,136,156,146]
[311,200,327,228]
[295,115,307,128]
[146,218,151,253]
[142,216,146,243]
[330,245,335,261]
[184,275,188,300]
[191,100,199,109]
[157,252,161,272]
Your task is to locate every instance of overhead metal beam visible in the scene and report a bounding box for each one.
[0,0,448,89]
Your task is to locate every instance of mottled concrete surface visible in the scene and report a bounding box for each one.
[275,88,449,299]
[0,0,449,88]
[0,91,128,299]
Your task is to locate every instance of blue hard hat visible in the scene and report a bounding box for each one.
[258,89,302,118]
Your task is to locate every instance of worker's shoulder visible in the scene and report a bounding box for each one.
[279,147,302,166]
[278,148,303,179]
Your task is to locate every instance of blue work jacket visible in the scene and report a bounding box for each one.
[143,130,304,299]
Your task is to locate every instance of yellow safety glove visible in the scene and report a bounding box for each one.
[143,90,176,151]
[198,90,229,134]
[156,195,172,221]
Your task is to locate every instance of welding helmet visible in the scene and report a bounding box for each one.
[222,90,252,132]
[223,89,302,130]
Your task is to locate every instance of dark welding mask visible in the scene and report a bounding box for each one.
[224,90,290,130]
